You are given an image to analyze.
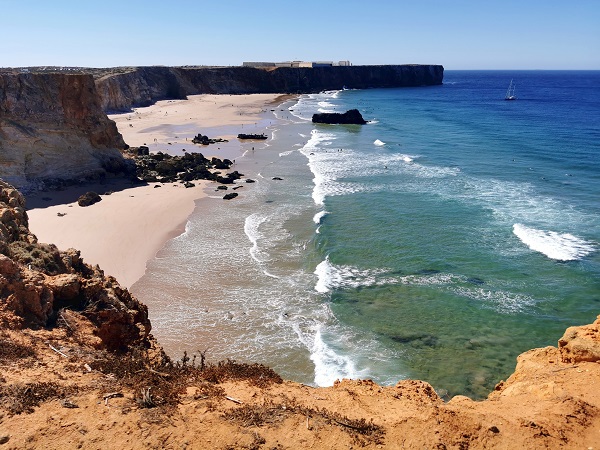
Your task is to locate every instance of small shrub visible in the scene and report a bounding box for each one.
[0,334,36,361]
[0,382,74,415]
[201,360,283,388]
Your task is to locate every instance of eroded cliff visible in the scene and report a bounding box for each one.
[95,65,444,112]
[0,65,442,190]
[0,73,131,192]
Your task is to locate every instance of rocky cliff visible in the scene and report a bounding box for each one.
[95,65,444,112]
[0,73,131,192]
[0,180,150,350]
[0,65,442,190]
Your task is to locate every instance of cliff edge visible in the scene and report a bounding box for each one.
[0,180,599,449]
[95,65,444,112]
[0,73,132,192]
[0,65,442,190]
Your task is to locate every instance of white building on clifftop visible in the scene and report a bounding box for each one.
[242,61,352,68]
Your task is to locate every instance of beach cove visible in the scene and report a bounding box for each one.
[27,72,600,401]
[27,93,288,288]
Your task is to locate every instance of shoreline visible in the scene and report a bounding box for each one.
[27,93,288,289]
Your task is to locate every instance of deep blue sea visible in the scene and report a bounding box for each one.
[134,71,600,399]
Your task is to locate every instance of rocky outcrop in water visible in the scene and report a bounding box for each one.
[0,73,133,192]
[312,109,367,125]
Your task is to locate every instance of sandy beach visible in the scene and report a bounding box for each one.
[27,93,285,288]
[110,93,286,159]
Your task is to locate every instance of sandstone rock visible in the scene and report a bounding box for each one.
[0,181,151,350]
[558,316,600,363]
[46,273,81,302]
[0,254,19,277]
[0,72,130,192]
[94,65,444,112]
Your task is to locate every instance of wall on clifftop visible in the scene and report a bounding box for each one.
[0,73,131,192]
[96,65,444,112]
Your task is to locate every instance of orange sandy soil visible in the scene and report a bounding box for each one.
[1,318,600,449]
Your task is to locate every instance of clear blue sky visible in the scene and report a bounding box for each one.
[1,0,598,69]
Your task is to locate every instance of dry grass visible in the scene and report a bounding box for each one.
[0,382,76,415]
[0,333,36,362]
[201,359,283,388]
[223,396,385,446]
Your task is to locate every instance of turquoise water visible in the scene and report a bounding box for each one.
[134,71,600,399]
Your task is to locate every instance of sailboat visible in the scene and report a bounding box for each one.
[505,79,517,101]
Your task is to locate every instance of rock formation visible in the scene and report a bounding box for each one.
[0,180,150,350]
[312,109,367,125]
[0,65,443,190]
[94,65,444,112]
[0,72,133,192]
[191,133,228,145]
[130,150,237,185]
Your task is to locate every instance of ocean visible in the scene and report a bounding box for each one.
[132,71,600,399]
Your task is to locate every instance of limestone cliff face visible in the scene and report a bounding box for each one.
[0,73,131,192]
[96,65,444,112]
[95,66,188,112]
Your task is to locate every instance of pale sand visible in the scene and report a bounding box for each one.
[110,93,286,158]
[27,93,285,288]
[27,182,208,288]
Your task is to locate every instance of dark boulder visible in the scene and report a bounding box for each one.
[191,133,228,145]
[77,192,102,207]
[237,133,267,140]
[312,109,367,125]
[223,193,238,200]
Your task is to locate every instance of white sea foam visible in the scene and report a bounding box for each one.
[374,139,386,146]
[313,210,328,224]
[279,150,294,157]
[314,258,335,293]
[452,286,535,314]
[314,258,392,293]
[512,223,595,261]
[244,214,269,263]
[311,327,360,386]
[398,273,465,286]
[318,101,335,108]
